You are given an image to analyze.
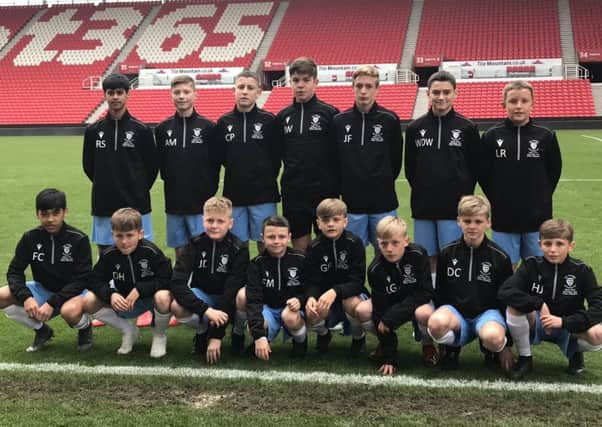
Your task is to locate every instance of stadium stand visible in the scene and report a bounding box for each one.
[122,0,276,69]
[262,84,418,120]
[264,0,411,67]
[570,0,602,62]
[0,3,152,125]
[453,80,595,119]
[0,6,38,50]
[415,0,561,63]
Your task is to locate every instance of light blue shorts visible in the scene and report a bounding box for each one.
[262,305,305,342]
[115,296,155,319]
[190,288,224,310]
[92,214,153,246]
[166,213,204,248]
[26,281,61,318]
[440,304,506,347]
[347,210,397,248]
[531,311,578,358]
[414,219,462,256]
[492,231,541,264]
[232,203,277,242]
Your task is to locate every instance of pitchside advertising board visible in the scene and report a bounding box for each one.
[442,58,563,80]
[283,64,398,84]
[138,67,244,87]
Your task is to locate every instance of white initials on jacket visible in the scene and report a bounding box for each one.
[531,282,544,294]
[32,251,45,262]
[113,271,125,281]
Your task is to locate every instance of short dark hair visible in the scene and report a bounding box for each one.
[540,219,574,242]
[235,70,262,86]
[111,207,142,232]
[36,188,66,211]
[102,74,130,92]
[262,215,290,232]
[289,57,318,79]
[427,70,456,90]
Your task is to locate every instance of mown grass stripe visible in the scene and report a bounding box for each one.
[1,362,600,394]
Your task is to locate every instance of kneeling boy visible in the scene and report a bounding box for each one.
[1,189,92,351]
[84,208,172,357]
[244,216,307,360]
[170,197,249,363]
[369,216,433,375]
[304,198,371,355]
[425,195,513,370]
[499,219,602,379]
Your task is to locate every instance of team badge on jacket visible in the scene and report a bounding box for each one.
[371,124,384,142]
[252,123,264,139]
[562,275,578,296]
[449,129,462,147]
[122,131,135,147]
[139,259,154,278]
[402,264,417,284]
[527,140,540,158]
[287,267,300,286]
[216,254,229,273]
[191,128,204,144]
[60,243,73,262]
[309,114,322,131]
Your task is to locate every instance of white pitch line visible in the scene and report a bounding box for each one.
[394,178,602,183]
[581,134,602,142]
[0,362,601,395]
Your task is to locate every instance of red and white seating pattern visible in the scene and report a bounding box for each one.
[570,0,602,61]
[0,6,37,50]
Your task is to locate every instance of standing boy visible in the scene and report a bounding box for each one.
[405,71,480,280]
[423,195,514,370]
[215,71,279,252]
[155,75,219,258]
[304,198,370,356]
[369,216,433,375]
[170,197,249,363]
[243,216,308,360]
[499,219,602,379]
[331,65,403,250]
[83,208,173,358]
[0,189,92,351]
[479,80,562,269]
[276,57,339,251]
[83,74,158,253]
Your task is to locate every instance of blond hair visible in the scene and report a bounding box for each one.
[203,196,233,217]
[457,195,491,218]
[540,219,574,242]
[376,216,407,240]
[352,65,380,86]
[111,207,142,232]
[503,80,534,103]
[316,198,347,218]
[171,74,195,89]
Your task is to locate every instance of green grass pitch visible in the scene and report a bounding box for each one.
[0,130,601,425]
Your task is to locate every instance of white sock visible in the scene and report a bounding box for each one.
[361,320,375,335]
[153,309,171,336]
[345,312,364,339]
[93,307,135,334]
[3,305,43,330]
[311,320,329,335]
[290,324,307,343]
[72,313,91,330]
[577,338,602,352]
[431,272,437,289]
[233,310,247,335]
[418,323,433,344]
[429,328,455,345]
[506,309,532,357]
[177,313,201,329]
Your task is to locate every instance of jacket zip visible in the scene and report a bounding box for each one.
[277,258,281,291]
[243,112,247,142]
[299,104,304,135]
[210,241,216,274]
[332,241,338,269]
[468,247,474,282]
[127,255,136,285]
[361,112,365,146]
[50,236,55,265]
[437,116,442,149]
[182,116,187,148]
[552,264,558,299]
[517,127,521,161]
[114,119,118,151]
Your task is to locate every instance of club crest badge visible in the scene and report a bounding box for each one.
[309,114,322,131]
[287,267,301,287]
[216,254,229,273]
[449,129,462,147]
[402,264,417,284]
[252,122,264,139]
[191,128,204,144]
[122,131,135,148]
[476,262,493,283]
[139,258,154,278]
[371,124,384,142]
[526,140,540,158]
[60,243,73,262]
[562,275,578,296]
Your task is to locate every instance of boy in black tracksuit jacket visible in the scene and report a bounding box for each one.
[478,81,562,266]
[216,72,280,249]
[82,74,158,250]
[304,198,369,355]
[404,72,480,272]
[155,75,219,254]
[84,208,172,357]
[499,219,602,379]
[170,197,249,363]
[245,216,307,360]
[1,189,92,352]
[331,66,403,249]
[275,58,339,250]
[368,216,433,375]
